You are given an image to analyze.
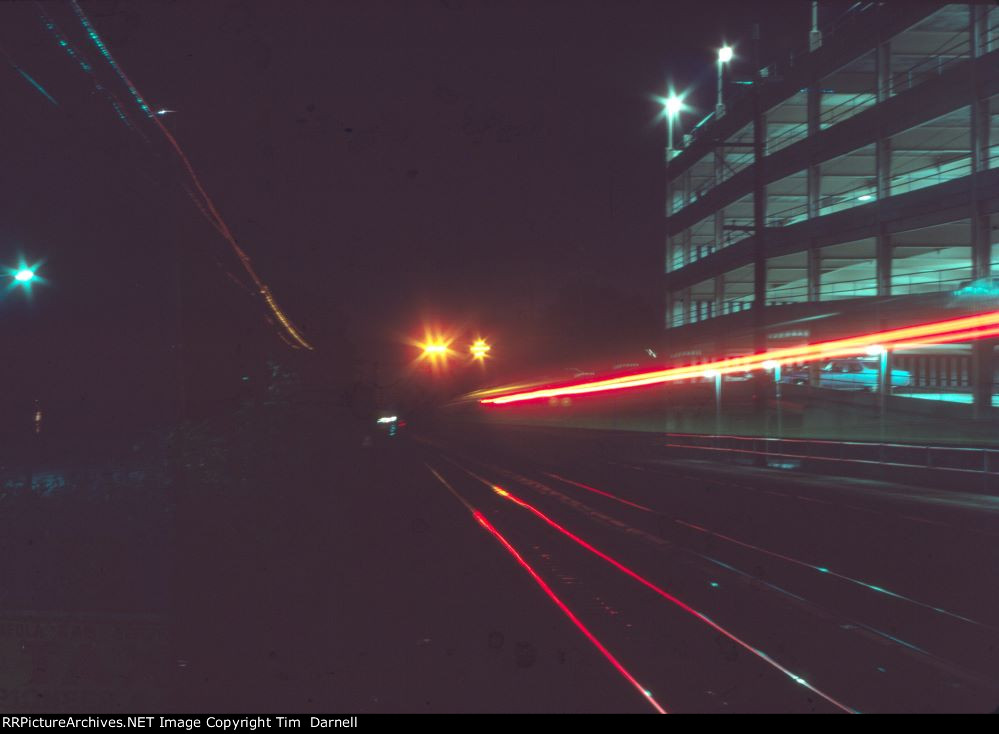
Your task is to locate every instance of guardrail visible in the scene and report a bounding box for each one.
[663,433,999,494]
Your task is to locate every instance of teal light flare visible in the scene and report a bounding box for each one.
[6,259,45,294]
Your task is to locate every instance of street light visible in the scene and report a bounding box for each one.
[421,342,448,358]
[6,260,43,293]
[717,45,734,118]
[470,338,491,361]
[665,94,683,117]
[664,92,684,160]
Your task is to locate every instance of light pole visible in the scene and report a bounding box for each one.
[717,45,733,119]
[7,260,43,490]
[809,1,822,52]
[665,93,683,161]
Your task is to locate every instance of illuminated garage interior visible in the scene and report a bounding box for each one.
[664,3,999,412]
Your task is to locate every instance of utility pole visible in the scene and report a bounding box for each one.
[752,23,768,424]
[809,1,822,52]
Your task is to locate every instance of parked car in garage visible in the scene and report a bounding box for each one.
[818,359,911,391]
[781,359,910,390]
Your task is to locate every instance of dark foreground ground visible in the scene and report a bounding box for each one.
[173,409,646,713]
[5,407,999,713]
[178,413,999,713]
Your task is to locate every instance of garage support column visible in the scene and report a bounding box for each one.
[714,144,725,191]
[972,342,994,419]
[970,6,994,420]
[879,348,892,441]
[876,137,891,201]
[807,164,820,219]
[807,244,820,302]
[970,64,989,280]
[751,23,767,356]
[808,361,821,388]
[806,69,820,223]
[972,95,990,175]
[972,211,991,280]
[876,228,892,297]
[876,38,891,103]
[970,3,989,279]
[874,30,892,304]
[874,30,891,300]
[807,243,822,388]
[970,159,993,418]
[807,69,821,137]
[714,202,725,258]
[972,4,989,58]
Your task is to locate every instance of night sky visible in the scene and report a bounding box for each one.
[0,0,820,426]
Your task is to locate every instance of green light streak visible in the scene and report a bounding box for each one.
[70,0,152,117]
[15,68,58,106]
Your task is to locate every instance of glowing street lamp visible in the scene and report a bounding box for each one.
[664,94,683,118]
[421,342,448,358]
[663,92,685,160]
[717,45,734,118]
[6,260,43,293]
[470,338,491,361]
[413,327,456,373]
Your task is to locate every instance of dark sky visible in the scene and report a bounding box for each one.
[0,0,821,421]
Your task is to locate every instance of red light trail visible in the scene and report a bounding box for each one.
[480,310,999,405]
[544,472,655,512]
[454,458,994,706]
[481,482,856,713]
[424,464,668,713]
[472,510,669,714]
